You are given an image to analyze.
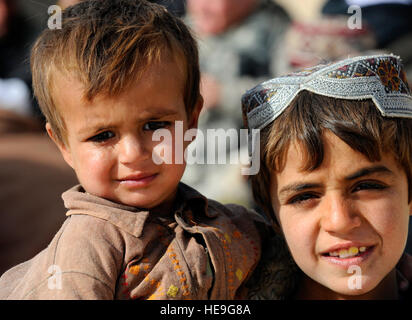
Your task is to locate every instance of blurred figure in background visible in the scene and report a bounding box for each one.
[0,0,77,275]
[0,0,41,118]
[273,0,376,74]
[58,0,186,16]
[322,0,412,81]
[186,0,289,127]
[274,0,412,83]
[182,0,289,206]
[151,0,186,17]
[323,0,412,49]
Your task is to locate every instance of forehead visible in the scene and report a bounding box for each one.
[51,43,187,99]
[274,132,400,182]
[51,53,187,129]
[54,50,185,104]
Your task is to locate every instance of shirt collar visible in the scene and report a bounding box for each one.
[174,182,214,217]
[62,182,212,238]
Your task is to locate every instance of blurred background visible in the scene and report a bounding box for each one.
[0,0,411,275]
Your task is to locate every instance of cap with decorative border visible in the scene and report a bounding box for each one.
[241,54,412,143]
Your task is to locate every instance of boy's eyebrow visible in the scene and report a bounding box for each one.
[279,183,323,196]
[78,108,180,135]
[278,166,394,196]
[344,165,394,181]
[142,108,180,118]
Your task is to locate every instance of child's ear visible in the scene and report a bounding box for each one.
[188,95,204,130]
[45,123,74,169]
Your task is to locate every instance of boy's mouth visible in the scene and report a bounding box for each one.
[320,244,375,268]
[118,173,158,187]
[322,246,371,259]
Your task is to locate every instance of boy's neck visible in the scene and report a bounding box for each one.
[148,189,179,217]
[295,269,399,300]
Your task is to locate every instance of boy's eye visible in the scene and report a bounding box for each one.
[143,121,171,131]
[88,131,115,143]
[287,192,319,205]
[352,181,387,193]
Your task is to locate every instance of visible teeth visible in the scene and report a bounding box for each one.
[338,249,349,258]
[327,246,368,258]
[348,247,359,255]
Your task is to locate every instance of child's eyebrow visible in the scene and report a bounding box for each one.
[278,166,394,196]
[279,183,323,196]
[344,165,394,181]
[78,109,180,135]
[142,108,180,118]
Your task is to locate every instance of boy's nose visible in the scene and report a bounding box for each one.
[320,193,361,235]
[118,135,150,164]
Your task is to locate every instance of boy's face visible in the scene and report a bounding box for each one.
[48,54,202,210]
[271,131,412,298]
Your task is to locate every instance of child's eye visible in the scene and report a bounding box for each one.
[88,131,115,143]
[352,181,387,193]
[143,121,171,131]
[287,193,319,205]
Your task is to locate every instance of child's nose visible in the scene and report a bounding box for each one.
[320,193,361,235]
[118,135,150,164]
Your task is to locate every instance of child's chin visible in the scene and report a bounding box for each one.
[333,286,370,297]
[98,190,154,208]
[326,277,378,298]
[117,196,160,209]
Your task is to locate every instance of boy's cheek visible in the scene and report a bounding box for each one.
[360,198,409,234]
[84,149,111,167]
[152,141,174,164]
[73,149,113,180]
[59,147,74,169]
[276,210,308,251]
[151,131,192,165]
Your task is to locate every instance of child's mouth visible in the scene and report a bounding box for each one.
[119,173,158,187]
[321,245,375,267]
[322,246,369,259]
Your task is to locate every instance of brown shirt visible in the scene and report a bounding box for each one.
[0,183,265,300]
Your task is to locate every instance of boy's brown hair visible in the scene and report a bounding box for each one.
[252,90,412,225]
[31,0,200,144]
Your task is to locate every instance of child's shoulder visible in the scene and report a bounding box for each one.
[0,185,147,299]
[207,199,269,231]
[245,230,301,300]
[178,182,268,227]
[0,214,122,299]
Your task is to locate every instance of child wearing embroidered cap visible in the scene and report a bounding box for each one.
[0,0,266,300]
[242,54,412,299]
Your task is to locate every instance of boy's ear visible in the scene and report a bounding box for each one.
[45,123,74,169]
[188,95,203,130]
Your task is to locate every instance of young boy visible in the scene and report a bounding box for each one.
[242,54,412,299]
[0,0,265,299]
